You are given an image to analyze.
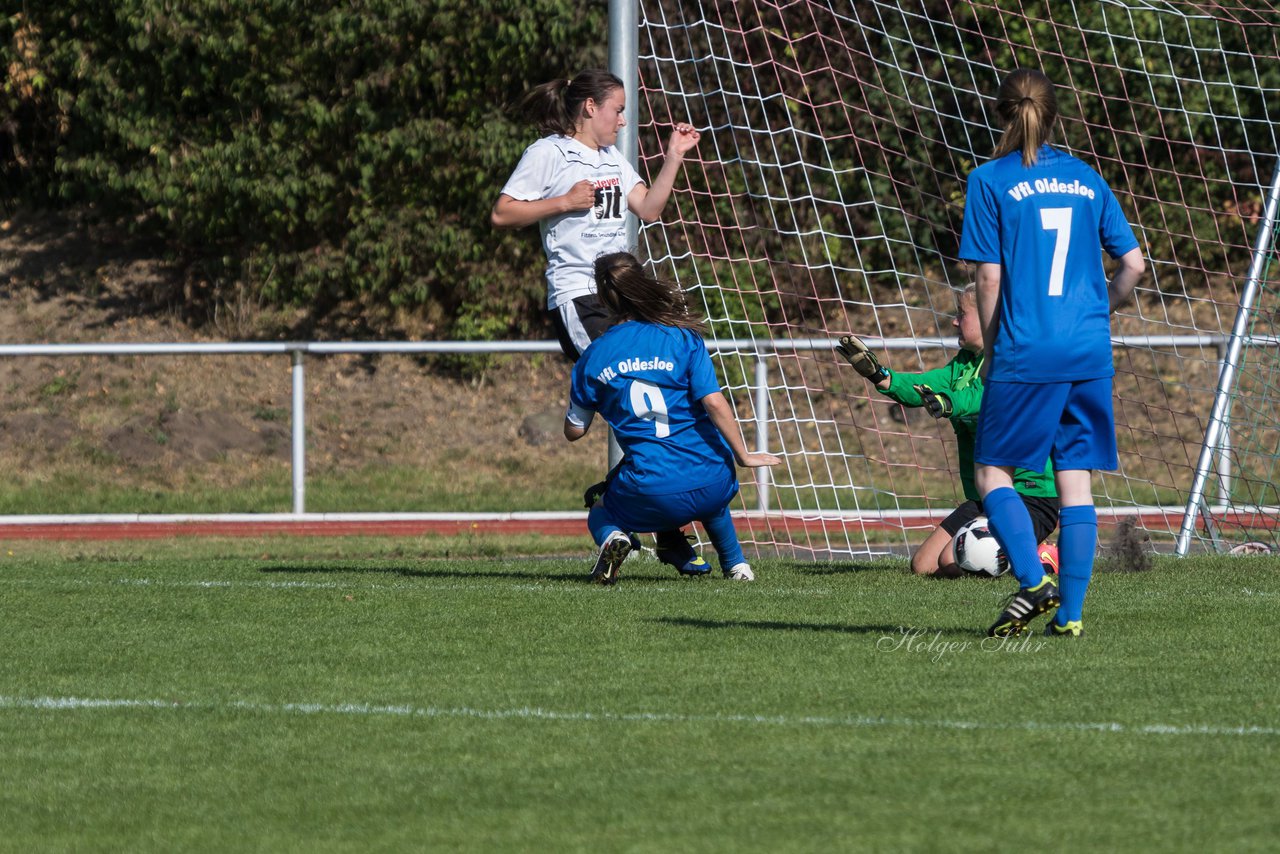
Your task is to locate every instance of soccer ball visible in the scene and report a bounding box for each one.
[953,517,1008,577]
[1038,542,1059,574]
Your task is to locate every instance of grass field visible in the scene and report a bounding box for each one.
[1,534,1276,852]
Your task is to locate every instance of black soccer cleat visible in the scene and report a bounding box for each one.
[589,530,634,586]
[654,529,711,577]
[1044,618,1083,638]
[987,575,1060,637]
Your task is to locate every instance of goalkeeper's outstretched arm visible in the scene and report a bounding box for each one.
[835,335,891,389]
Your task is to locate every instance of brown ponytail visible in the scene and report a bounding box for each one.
[991,68,1058,167]
[512,68,624,138]
[594,252,705,333]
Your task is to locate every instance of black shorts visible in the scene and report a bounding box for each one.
[940,495,1060,544]
[550,294,612,362]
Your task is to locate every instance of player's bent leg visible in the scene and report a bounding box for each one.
[589,529,633,586]
[586,500,637,585]
[698,501,749,580]
[654,528,711,577]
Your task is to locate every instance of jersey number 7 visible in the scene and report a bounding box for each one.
[1040,207,1072,296]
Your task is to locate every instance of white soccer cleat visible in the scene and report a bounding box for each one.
[723,563,754,581]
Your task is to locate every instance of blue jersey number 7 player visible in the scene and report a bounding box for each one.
[959,69,1145,638]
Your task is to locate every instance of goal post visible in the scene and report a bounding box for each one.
[627,0,1280,557]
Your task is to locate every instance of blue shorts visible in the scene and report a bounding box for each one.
[604,473,739,533]
[975,377,1118,472]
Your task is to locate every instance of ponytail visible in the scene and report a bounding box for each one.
[594,252,705,332]
[991,68,1058,167]
[512,68,624,138]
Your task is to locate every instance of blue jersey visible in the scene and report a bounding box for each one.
[958,145,1139,382]
[570,321,734,495]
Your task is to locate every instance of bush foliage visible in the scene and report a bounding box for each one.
[1,1,606,337]
[3,1,1276,339]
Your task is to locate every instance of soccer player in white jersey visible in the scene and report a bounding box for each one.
[564,252,780,585]
[958,68,1145,638]
[492,68,705,574]
[491,68,700,359]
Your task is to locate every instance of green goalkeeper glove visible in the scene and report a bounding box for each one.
[835,335,889,382]
[914,384,953,419]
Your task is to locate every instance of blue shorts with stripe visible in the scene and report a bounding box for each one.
[974,377,1118,472]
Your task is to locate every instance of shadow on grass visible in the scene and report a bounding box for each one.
[257,563,587,582]
[653,616,969,635]
[789,561,902,575]
[256,562,706,585]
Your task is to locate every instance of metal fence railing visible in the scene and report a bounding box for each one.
[0,335,1223,525]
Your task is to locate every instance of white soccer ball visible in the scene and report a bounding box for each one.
[953,516,1008,577]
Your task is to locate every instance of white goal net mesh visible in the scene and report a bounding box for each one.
[635,0,1280,557]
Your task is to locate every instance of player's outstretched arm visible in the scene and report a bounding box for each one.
[835,335,890,387]
[628,124,701,223]
[491,181,597,229]
[700,391,781,468]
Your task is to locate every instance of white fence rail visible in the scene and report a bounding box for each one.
[0,335,1223,521]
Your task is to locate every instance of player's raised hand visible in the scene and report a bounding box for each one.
[666,123,702,158]
[914,384,953,418]
[562,179,597,212]
[835,335,889,382]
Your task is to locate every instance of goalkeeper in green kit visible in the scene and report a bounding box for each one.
[837,285,1059,576]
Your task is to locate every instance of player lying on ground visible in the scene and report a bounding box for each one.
[564,252,780,585]
[836,285,1059,577]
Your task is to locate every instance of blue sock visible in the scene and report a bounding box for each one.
[587,503,623,548]
[700,503,745,571]
[983,487,1044,588]
[1056,504,1098,624]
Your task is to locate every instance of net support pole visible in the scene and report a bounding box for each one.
[1176,163,1280,556]
[607,0,638,473]
[291,349,307,515]
[609,0,639,254]
[755,352,772,513]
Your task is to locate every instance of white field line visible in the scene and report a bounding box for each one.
[0,576,836,597]
[0,694,1275,738]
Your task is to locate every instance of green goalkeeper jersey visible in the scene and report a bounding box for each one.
[878,349,1057,501]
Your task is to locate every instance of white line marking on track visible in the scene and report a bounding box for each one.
[1,695,1274,738]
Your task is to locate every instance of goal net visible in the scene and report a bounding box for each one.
[634,0,1280,557]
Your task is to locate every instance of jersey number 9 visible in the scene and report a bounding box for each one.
[629,380,670,437]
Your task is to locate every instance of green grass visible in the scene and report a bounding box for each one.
[0,537,1276,851]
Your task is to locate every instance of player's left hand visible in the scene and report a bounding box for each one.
[583,479,608,509]
[914,384,953,418]
[666,123,701,157]
[737,452,782,468]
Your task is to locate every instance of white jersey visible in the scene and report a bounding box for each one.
[500,135,645,309]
